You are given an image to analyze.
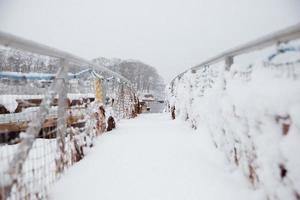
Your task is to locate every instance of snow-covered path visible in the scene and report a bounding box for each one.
[51,113,259,200]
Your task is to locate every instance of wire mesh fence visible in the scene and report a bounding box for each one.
[0,41,139,199]
[167,31,300,199]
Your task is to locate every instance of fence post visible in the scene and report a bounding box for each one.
[225,56,234,71]
[56,58,68,173]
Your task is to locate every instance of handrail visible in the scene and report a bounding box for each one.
[171,23,300,83]
[0,31,132,85]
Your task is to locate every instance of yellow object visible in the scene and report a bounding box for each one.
[95,79,103,103]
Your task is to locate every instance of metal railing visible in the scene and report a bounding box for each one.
[0,31,132,85]
[171,23,300,83]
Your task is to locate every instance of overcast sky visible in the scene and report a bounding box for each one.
[0,0,300,81]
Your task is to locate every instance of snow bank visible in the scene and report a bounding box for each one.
[167,42,300,200]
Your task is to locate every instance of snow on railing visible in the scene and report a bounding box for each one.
[0,32,140,199]
[168,24,300,200]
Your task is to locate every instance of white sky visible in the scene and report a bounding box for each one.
[0,0,299,81]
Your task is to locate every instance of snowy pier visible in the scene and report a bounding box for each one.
[0,23,300,200]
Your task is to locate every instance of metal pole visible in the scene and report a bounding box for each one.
[56,58,68,173]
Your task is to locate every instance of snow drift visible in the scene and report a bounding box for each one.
[167,42,300,200]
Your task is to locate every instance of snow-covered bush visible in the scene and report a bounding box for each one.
[167,42,300,200]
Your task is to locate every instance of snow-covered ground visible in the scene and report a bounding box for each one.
[50,113,261,200]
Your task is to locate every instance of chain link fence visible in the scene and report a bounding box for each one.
[167,25,300,200]
[0,33,139,200]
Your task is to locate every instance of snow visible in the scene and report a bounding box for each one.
[0,139,57,191]
[50,113,261,200]
[0,95,18,113]
[0,93,94,114]
[0,125,98,198]
[167,42,300,199]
